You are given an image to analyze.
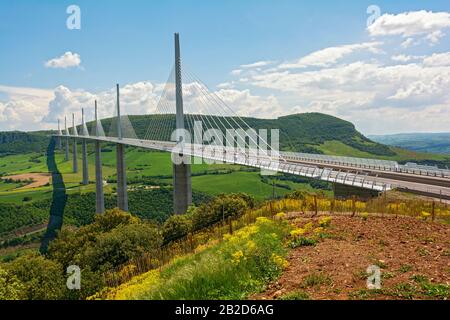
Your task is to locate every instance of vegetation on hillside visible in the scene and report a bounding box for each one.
[103,217,289,300]
[0,131,49,155]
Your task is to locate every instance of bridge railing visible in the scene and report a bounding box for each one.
[282,151,450,179]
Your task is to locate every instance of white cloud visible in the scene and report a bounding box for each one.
[401,37,415,48]
[278,42,382,69]
[0,79,282,131]
[368,10,450,45]
[391,54,424,62]
[240,60,275,69]
[0,85,54,131]
[423,51,450,67]
[230,69,242,76]
[45,52,81,69]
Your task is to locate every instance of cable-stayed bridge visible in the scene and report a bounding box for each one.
[54,34,450,215]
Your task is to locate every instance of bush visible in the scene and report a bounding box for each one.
[5,253,66,300]
[192,193,252,231]
[162,214,192,244]
[0,267,26,300]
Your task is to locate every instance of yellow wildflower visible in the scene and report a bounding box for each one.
[256,217,271,225]
[290,228,305,238]
[360,212,369,220]
[231,250,245,265]
[246,240,256,252]
[303,222,314,231]
[313,227,324,234]
[421,211,431,220]
[275,212,286,219]
[271,253,289,269]
[318,216,332,228]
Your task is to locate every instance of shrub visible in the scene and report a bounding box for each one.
[162,214,192,244]
[5,253,66,300]
[0,267,26,300]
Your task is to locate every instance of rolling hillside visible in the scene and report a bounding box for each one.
[2,112,449,166]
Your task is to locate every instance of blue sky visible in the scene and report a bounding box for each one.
[1,1,450,134]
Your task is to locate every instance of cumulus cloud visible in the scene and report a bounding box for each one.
[45,52,81,69]
[0,79,282,132]
[0,85,54,131]
[368,10,450,45]
[423,51,450,67]
[278,42,382,69]
[236,46,450,133]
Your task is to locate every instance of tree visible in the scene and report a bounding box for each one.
[80,223,162,272]
[162,214,192,244]
[5,253,66,300]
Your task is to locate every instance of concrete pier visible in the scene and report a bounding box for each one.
[95,140,105,213]
[72,114,78,173]
[115,84,128,211]
[94,101,105,214]
[57,119,62,150]
[116,143,128,211]
[82,140,88,185]
[173,33,192,214]
[81,109,89,185]
[64,117,69,161]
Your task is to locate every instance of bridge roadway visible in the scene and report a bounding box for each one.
[59,135,450,199]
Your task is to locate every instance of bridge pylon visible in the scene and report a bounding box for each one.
[173,33,192,215]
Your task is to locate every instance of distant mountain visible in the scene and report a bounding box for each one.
[369,132,450,155]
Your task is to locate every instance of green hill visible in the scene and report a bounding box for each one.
[0,131,49,155]
[2,113,449,164]
[91,112,395,156]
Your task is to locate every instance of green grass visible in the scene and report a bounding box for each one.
[279,290,310,300]
[189,171,315,201]
[104,217,290,300]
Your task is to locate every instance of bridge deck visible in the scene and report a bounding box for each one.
[56,134,450,199]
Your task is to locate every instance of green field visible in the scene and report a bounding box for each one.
[0,147,319,204]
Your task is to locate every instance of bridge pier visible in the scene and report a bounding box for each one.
[72,114,78,174]
[116,144,128,211]
[57,119,62,150]
[64,117,69,161]
[95,140,105,214]
[65,138,70,161]
[173,163,192,214]
[94,101,105,214]
[115,84,129,211]
[82,139,88,185]
[72,140,78,173]
[173,33,192,214]
[81,109,89,185]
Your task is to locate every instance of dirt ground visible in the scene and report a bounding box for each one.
[2,173,51,189]
[254,214,450,300]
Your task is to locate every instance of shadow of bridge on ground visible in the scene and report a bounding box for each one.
[40,137,67,253]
